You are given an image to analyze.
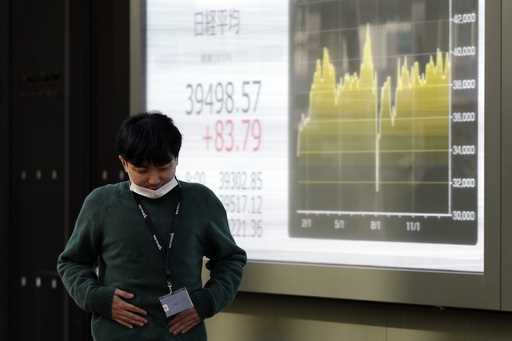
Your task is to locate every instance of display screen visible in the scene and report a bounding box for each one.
[146,0,485,272]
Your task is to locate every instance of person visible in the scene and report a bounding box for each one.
[57,112,247,340]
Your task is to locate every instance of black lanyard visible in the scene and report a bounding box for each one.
[131,186,181,293]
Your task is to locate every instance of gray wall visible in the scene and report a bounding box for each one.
[207,293,512,341]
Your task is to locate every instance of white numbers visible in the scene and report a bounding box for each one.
[184,171,206,184]
[301,218,312,229]
[453,79,476,90]
[370,221,382,231]
[452,112,476,122]
[452,145,476,155]
[453,46,476,57]
[406,221,421,232]
[452,178,476,188]
[334,219,345,230]
[452,211,476,221]
[453,13,477,24]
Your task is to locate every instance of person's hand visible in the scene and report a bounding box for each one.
[168,308,201,335]
[111,289,148,329]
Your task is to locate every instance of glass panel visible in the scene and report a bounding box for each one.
[145,0,485,272]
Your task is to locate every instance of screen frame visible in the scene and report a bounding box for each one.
[136,0,501,310]
[501,0,512,312]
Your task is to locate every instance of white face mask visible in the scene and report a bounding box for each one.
[129,177,178,199]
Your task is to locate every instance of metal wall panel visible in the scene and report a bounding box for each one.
[0,0,10,338]
[501,0,512,312]
[62,1,94,339]
[7,0,96,338]
[92,0,130,188]
[9,0,66,341]
[10,0,66,340]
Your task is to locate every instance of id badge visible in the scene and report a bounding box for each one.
[159,288,194,317]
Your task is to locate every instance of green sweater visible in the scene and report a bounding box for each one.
[57,181,247,341]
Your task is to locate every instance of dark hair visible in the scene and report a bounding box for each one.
[116,112,182,167]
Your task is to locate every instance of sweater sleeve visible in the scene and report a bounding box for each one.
[190,190,247,319]
[57,190,115,319]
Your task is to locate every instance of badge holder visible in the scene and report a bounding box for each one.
[159,287,194,317]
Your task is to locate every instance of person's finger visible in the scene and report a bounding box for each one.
[120,310,148,326]
[168,313,189,331]
[178,317,200,334]
[169,311,199,334]
[169,308,196,326]
[170,317,199,335]
[113,295,147,316]
[114,288,134,300]
[123,316,144,328]
[168,312,189,326]
[114,317,133,329]
[180,320,199,333]
[123,301,148,316]
[112,296,128,310]
[169,316,188,331]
